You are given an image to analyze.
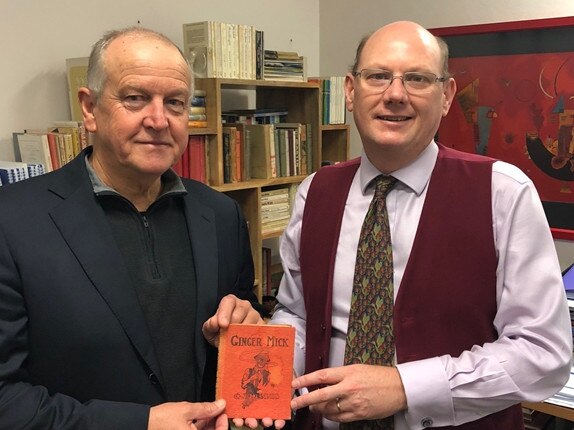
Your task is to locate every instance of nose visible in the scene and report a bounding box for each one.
[382,75,408,102]
[143,99,169,130]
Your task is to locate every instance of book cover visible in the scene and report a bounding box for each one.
[243,124,275,179]
[216,323,295,419]
[222,126,238,183]
[255,30,264,80]
[66,57,89,122]
[13,132,53,172]
[234,128,243,182]
[188,135,206,183]
[183,21,216,78]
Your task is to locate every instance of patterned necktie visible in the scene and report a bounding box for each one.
[341,175,397,430]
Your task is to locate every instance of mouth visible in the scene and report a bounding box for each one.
[376,115,411,122]
[139,141,170,146]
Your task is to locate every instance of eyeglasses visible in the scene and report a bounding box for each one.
[353,69,447,94]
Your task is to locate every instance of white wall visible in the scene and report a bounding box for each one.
[0,0,319,161]
[318,0,574,268]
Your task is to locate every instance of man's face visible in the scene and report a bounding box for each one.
[345,23,456,167]
[83,35,191,181]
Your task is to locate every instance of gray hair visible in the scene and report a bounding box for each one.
[86,26,193,103]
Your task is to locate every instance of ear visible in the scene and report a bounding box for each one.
[344,73,355,112]
[442,77,457,117]
[78,87,97,133]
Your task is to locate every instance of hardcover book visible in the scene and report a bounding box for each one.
[216,323,295,419]
[242,124,276,179]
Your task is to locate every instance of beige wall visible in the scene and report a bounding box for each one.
[318,0,574,268]
[0,0,320,161]
[319,0,574,157]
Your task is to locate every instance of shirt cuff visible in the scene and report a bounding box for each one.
[397,357,454,428]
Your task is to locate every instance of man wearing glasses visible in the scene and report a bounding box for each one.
[271,20,572,429]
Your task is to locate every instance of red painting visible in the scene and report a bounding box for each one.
[431,18,574,239]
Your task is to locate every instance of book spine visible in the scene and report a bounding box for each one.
[255,30,264,80]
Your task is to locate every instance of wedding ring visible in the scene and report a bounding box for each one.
[336,397,342,412]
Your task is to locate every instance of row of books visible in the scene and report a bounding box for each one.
[261,187,293,236]
[188,89,208,128]
[221,108,288,125]
[183,21,307,82]
[221,122,312,184]
[12,121,88,173]
[183,21,263,80]
[310,76,347,125]
[263,50,306,82]
[172,135,208,183]
[0,161,46,186]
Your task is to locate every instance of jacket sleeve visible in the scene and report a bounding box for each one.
[0,223,150,430]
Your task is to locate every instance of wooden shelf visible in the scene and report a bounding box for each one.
[192,78,349,301]
[188,127,217,135]
[211,175,307,193]
[523,401,574,422]
[321,124,350,164]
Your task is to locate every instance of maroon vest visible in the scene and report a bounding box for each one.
[296,144,524,429]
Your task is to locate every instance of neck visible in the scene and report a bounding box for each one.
[89,155,162,212]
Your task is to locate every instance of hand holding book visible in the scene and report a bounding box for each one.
[202,294,265,347]
[216,324,295,427]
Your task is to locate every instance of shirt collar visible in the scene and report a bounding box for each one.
[359,141,438,196]
[84,153,187,198]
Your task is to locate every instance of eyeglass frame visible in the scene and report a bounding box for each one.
[352,68,449,94]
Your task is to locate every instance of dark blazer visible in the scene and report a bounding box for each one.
[0,149,257,429]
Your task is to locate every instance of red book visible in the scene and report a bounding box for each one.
[188,135,206,183]
[181,144,190,178]
[216,323,295,419]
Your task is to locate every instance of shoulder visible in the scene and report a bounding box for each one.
[492,160,532,185]
[181,178,236,205]
[438,144,495,165]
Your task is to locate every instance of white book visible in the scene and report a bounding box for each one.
[14,132,53,172]
[0,160,29,184]
[183,21,217,78]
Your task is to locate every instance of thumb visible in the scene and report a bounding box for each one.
[190,399,226,421]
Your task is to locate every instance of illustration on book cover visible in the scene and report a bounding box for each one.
[217,324,295,419]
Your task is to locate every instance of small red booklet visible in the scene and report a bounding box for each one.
[216,323,295,419]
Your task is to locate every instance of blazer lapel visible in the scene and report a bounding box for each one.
[182,192,218,383]
[48,168,164,389]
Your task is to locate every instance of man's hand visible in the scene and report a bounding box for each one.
[148,400,227,430]
[290,364,407,423]
[231,417,286,429]
[202,294,264,347]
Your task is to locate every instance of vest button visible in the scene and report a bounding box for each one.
[421,417,433,427]
[321,323,326,330]
[148,373,159,385]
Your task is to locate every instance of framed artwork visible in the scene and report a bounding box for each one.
[430,17,574,240]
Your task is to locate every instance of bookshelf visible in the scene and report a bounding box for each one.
[192,78,350,300]
[523,401,574,422]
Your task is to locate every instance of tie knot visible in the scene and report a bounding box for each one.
[373,175,397,199]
